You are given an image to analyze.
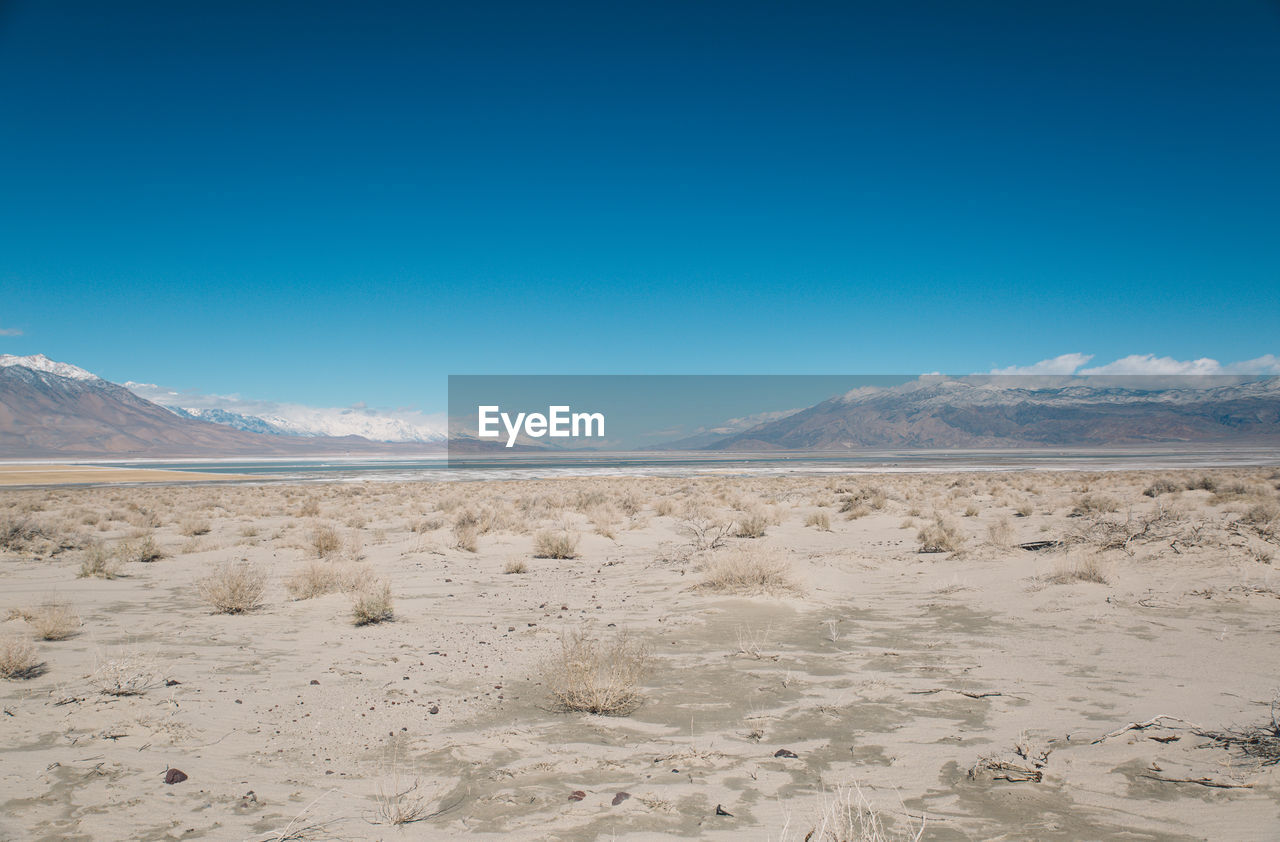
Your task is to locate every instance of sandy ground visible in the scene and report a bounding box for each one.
[0,465,256,487]
[1,468,1279,841]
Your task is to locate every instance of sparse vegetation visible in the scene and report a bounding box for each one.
[805,511,832,531]
[544,628,651,715]
[697,548,802,596]
[197,561,266,614]
[503,558,529,574]
[91,649,164,695]
[917,517,965,554]
[533,529,579,559]
[78,541,122,578]
[27,600,81,640]
[1047,555,1110,585]
[352,581,394,625]
[0,634,43,679]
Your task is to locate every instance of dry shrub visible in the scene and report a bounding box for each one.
[298,498,322,517]
[698,548,802,596]
[733,511,770,539]
[1072,494,1119,515]
[534,530,580,559]
[453,523,479,553]
[779,782,924,842]
[119,534,163,564]
[1014,502,1034,518]
[28,600,80,640]
[198,561,266,614]
[352,582,394,626]
[544,628,650,715]
[78,541,122,579]
[1143,477,1183,498]
[503,558,529,574]
[805,511,832,531]
[1047,555,1110,585]
[180,516,211,536]
[91,649,164,695]
[311,524,342,557]
[286,560,340,600]
[1240,501,1280,527]
[917,517,965,554]
[654,498,677,517]
[0,634,43,680]
[411,516,444,533]
[986,515,1014,549]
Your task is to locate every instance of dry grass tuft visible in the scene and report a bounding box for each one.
[310,524,342,557]
[779,782,924,842]
[544,628,651,715]
[78,541,122,579]
[986,515,1014,549]
[533,529,580,559]
[118,534,164,564]
[352,581,395,625]
[733,511,771,538]
[917,517,965,554]
[28,600,81,640]
[179,516,211,536]
[805,511,832,531]
[503,558,529,574]
[697,548,802,596]
[198,561,267,614]
[91,649,164,695]
[0,633,43,679]
[286,560,339,600]
[1047,555,1110,585]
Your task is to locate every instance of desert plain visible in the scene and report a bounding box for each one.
[2,467,1280,841]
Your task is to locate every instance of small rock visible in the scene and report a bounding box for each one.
[428,704,439,714]
[568,790,586,802]
[716,804,734,816]
[612,791,631,806]
[164,679,181,686]
[309,679,320,685]
[774,748,798,758]
[164,768,188,785]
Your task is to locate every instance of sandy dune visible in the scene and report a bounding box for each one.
[2,468,1279,840]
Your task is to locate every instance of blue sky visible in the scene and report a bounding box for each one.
[2,0,1278,417]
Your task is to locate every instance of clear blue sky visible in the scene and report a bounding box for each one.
[2,1,1277,412]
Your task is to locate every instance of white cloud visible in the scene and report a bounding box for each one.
[0,327,23,337]
[125,381,445,443]
[1079,353,1280,376]
[990,353,1280,377]
[989,353,1094,375]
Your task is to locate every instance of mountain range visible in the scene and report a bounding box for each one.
[683,376,1280,450]
[3,355,1279,458]
[0,355,443,458]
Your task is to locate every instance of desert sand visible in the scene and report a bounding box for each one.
[2,468,1279,841]
[0,465,256,487]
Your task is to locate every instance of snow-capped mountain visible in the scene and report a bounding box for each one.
[125,384,445,444]
[0,353,99,382]
[0,355,444,457]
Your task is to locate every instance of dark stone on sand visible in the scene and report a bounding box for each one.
[611,792,631,806]
[568,790,586,802]
[310,679,320,685]
[164,768,188,785]
[774,748,798,758]
[716,804,734,816]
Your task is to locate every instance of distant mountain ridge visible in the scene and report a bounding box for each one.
[691,377,1280,450]
[0,356,442,458]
